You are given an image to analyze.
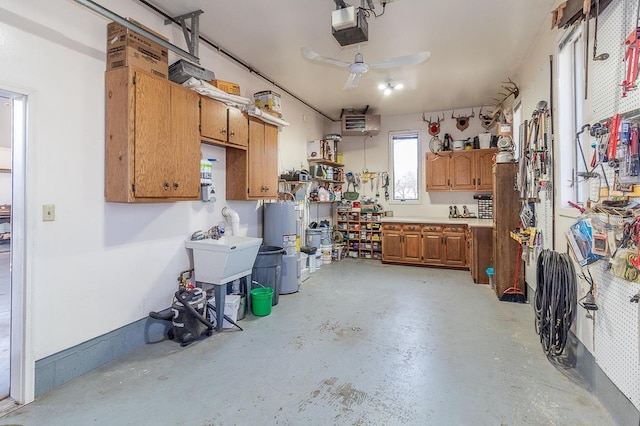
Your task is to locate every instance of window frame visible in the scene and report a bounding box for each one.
[556,25,587,214]
[388,130,421,205]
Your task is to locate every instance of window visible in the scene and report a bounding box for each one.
[389,131,420,203]
[557,26,586,207]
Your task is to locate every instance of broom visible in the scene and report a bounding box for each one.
[500,243,527,303]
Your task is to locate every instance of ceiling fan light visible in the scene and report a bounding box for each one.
[378,83,387,90]
[384,88,392,96]
[395,83,404,90]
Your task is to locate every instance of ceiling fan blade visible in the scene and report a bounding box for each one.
[301,47,351,68]
[344,72,362,89]
[369,51,431,70]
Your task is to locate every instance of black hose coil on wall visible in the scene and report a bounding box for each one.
[535,249,577,356]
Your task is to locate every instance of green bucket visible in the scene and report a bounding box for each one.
[250,287,274,316]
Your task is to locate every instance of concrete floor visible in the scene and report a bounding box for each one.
[0,260,616,425]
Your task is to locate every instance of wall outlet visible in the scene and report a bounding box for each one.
[43,204,55,222]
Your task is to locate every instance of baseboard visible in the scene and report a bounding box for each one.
[526,282,640,425]
[34,317,170,397]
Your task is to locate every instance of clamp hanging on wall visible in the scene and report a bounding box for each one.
[165,10,204,58]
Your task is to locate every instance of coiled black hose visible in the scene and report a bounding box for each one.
[535,249,577,356]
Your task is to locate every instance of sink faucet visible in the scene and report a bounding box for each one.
[208,226,222,240]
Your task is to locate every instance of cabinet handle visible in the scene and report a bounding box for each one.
[221,128,227,134]
[473,178,476,185]
[230,130,235,137]
[173,182,179,190]
[163,182,170,190]
[448,179,450,187]
[478,178,481,185]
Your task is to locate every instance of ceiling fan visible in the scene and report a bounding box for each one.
[301,46,431,89]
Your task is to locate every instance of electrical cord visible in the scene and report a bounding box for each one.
[535,249,577,357]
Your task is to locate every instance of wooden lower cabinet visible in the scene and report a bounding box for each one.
[381,224,403,262]
[382,222,468,268]
[442,226,467,267]
[471,227,493,284]
[422,225,443,265]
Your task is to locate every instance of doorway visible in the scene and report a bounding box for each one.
[0,88,28,406]
[0,94,12,399]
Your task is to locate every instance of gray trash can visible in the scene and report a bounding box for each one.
[251,245,284,306]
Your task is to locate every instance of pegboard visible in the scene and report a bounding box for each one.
[589,0,640,410]
[591,0,640,121]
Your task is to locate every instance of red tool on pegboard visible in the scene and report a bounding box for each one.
[622,1,640,97]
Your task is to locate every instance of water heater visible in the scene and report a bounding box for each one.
[263,202,301,294]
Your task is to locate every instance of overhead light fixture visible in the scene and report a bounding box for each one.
[379,82,404,96]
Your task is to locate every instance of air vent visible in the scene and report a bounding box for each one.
[341,114,381,136]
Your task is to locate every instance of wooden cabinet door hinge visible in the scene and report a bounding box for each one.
[131,183,135,192]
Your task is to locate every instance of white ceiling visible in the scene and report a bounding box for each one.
[147,0,555,121]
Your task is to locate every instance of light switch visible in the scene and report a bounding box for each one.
[43,204,55,222]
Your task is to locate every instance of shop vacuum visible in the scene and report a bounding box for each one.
[149,288,214,347]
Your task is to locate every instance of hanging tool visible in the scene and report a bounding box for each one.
[606,114,620,163]
[382,173,390,201]
[630,124,640,176]
[375,175,380,198]
[622,0,640,97]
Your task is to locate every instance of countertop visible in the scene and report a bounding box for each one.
[381,216,494,228]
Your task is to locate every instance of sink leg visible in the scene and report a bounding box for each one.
[242,275,252,314]
[214,284,225,332]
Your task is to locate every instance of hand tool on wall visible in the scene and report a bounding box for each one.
[622,0,640,97]
[629,124,640,176]
[606,114,620,162]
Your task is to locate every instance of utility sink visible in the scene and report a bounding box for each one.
[185,236,262,284]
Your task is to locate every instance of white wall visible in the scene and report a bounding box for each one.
[335,110,490,218]
[0,0,329,360]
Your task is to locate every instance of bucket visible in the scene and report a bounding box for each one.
[320,227,332,245]
[307,229,322,250]
[250,287,274,316]
[479,133,491,149]
[486,267,495,289]
[321,243,332,264]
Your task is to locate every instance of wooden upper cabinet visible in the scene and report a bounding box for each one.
[425,149,497,192]
[105,66,200,202]
[200,96,228,142]
[228,108,249,148]
[450,151,476,190]
[200,97,248,148]
[226,117,279,200]
[425,153,450,191]
[476,149,496,191]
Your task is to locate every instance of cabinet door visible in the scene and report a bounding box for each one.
[450,151,476,190]
[133,70,171,198]
[422,226,443,265]
[228,108,248,147]
[476,149,496,190]
[443,228,466,266]
[262,124,279,197]
[403,230,422,263]
[247,119,265,197]
[382,228,403,262]
[200,97,228,142]
[170,85,200,198]
[425,153,450,191]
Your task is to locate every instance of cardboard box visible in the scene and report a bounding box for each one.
[254,90,282,114]
[211,79,241,95]
[106,19,168,79]
[307,140,322,159]
[497,122,512,137]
